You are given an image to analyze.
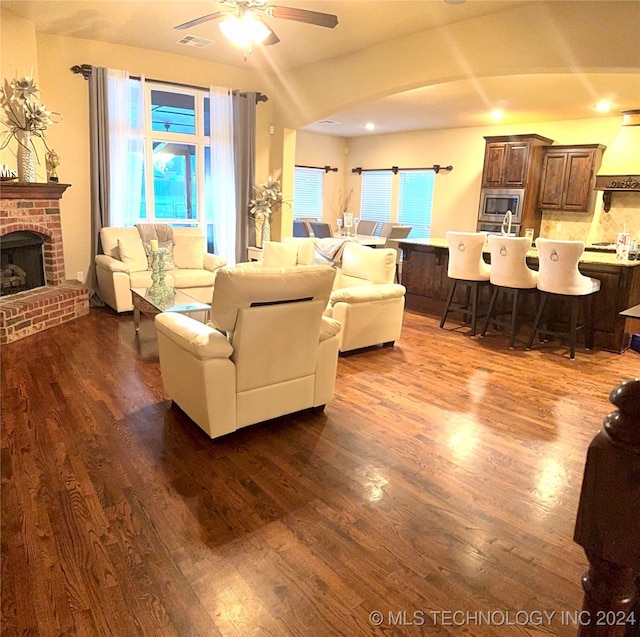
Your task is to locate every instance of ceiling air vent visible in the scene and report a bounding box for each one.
[177,35,213,48]
[317,120,340,125]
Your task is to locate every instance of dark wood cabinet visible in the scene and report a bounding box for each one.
[537,144,605,212]
[482,143,507,187]
[481,136,551,188]
[481,141,530,187]
[481,134,554,238]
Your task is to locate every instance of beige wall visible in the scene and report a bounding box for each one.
[0,12,40,173]
[294,131,348,232]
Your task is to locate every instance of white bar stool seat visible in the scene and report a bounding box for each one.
[526,238,601,359]
[440,231,491,336]
[481,235,538,348]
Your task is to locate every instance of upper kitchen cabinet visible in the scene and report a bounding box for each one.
[481,134,554,188]
[537,144,605,212]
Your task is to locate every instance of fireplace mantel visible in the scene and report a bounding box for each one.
[0,182,71,200]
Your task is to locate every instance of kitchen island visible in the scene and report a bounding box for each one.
[399,238,640,353]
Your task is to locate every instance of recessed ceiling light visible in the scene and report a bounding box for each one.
[490,109,504,121]
[595,100,613,113]
[365,122,376,131]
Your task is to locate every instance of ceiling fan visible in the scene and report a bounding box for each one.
[174,0,339,49]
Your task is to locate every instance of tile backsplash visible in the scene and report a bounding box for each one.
[540,191,640,244]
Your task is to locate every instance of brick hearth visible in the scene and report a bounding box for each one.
[0,183,89,344]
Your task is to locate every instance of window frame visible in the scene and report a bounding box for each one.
[140,82,210,229]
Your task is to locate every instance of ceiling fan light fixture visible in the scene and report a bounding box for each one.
[219,13,272,48]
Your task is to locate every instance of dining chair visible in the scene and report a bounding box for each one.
[356,220,379,236]
[383,226,412,283]
[293,220,310,237]
[378,222,396,238]
[309,222,333,238]
[526,238,600,359]
[440,231,491,336]
[480,235,538,348]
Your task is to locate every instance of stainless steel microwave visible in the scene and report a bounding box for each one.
[478,188,524,224]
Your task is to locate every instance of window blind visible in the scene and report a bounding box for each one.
[293,167,324,218]
[360,171,393,234]
[398,170,434,239]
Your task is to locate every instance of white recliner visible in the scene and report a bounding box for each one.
[324,242,406,353]
[154,265,341,440]
[96,226,227,312]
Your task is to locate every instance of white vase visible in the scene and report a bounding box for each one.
[17,131,37,183]
[262,214,271,245]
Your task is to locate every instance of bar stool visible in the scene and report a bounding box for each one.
[526,238,601,359]
[481,235,538,348]
[440,231,491,336]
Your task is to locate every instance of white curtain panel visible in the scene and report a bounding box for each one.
[107,69,145,227]
[209,86,237,266]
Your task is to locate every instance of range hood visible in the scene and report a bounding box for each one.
[595,109,640,211]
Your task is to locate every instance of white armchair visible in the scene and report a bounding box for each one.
[154,265,341,440]
[325,242,406,353]
[96,226,227,312]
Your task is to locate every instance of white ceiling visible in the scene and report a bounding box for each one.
[4,0,640,137]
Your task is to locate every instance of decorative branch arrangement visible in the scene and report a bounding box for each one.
[0,75,61,156]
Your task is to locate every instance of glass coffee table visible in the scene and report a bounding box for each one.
[131,287,211,333]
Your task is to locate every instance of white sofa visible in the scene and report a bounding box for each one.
[154,265,341,440]
[325,242,406,352]
[96,225,227,313]
[247,240,406,353]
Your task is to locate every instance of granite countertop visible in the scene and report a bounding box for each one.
[398,238,640,267]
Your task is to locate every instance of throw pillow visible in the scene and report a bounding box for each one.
[262,241,298,267]
[173,234,205,269]
[117,236,148,273]
[143,240,177,270]
[296,240,315,265]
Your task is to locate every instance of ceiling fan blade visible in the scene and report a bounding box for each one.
[266,6,338,28]
[264,29,281,46]
[174,11,226,31]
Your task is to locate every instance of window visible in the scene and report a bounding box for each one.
[106,74,236,262]
[358,169,434,238]
[293,167,323,218]
[397,170,434,239]
[112,80,217,245]
[360,171,393,234]
[145,85,206,227]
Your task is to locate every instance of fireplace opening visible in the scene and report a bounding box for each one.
[1,231,46,297]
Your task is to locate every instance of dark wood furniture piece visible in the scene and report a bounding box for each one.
[574,378,640,637]
[537,144,605,213]
[399,239,640,354]
[481,134,554,238]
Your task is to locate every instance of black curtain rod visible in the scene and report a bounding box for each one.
[70,64,268,103]
[352,164,453,175]
[295,164,338,173]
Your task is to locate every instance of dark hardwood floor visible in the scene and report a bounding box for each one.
[2,307,638,636]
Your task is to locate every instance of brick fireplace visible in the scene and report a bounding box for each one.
[0,182,89,344]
